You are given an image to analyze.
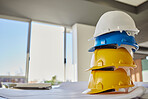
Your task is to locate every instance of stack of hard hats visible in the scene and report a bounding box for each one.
[86,11,139,94]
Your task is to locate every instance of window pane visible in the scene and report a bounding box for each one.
[66,32,76,81]
[0,18,28,76]
[29,22,64,82]
[142,59,148,82]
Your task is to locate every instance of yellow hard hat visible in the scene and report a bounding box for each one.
[87,68,134,94]
[87,47,136,71]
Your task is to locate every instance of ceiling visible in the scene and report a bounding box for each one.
[0,0,148,59]
[139,41,148,47]
[116,0,147,7]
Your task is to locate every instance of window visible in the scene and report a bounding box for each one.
[142,59,148,82]
[65,32,76,82]
[29,22,64,82]
[0,19,73,83]
[0,18,29,83]
[0,18,28,76]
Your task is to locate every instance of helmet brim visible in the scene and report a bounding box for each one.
[86,65,137,71]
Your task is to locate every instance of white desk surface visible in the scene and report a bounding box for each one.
[0,82,148,99]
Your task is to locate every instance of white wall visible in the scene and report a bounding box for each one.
[72,23,95,81]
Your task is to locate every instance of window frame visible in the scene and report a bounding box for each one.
[0,15,72,82]
[0,15,31,83]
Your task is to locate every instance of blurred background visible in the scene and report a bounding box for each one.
[0,0,148,86]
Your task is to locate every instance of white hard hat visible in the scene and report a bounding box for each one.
[93,11,139,38]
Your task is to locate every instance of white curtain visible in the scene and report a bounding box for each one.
[29,22,64,82]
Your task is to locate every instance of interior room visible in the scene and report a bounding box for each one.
[0,0,148,98]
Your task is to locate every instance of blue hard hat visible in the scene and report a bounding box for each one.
[88,31,139,52]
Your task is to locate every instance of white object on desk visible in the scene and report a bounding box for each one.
[0,82,147,99]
